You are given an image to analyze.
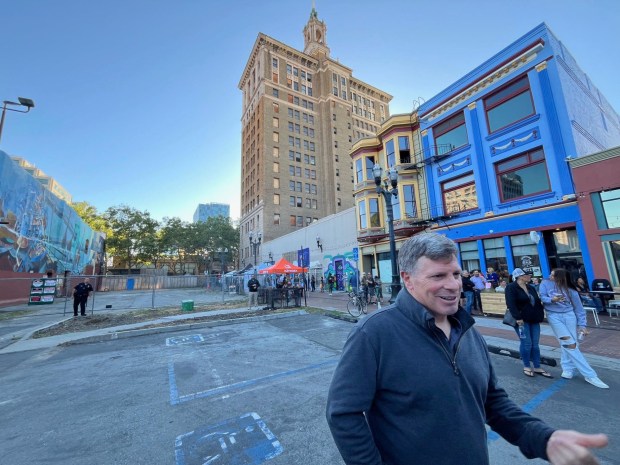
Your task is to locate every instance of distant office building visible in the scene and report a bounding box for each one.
[11,157,73,203]
[237,6,392,265]
[193,202,230,222]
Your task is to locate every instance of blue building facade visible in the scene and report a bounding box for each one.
[193,202,230,223]
[417,23,620,284]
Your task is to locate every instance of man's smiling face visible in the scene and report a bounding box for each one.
[401,255,463,319]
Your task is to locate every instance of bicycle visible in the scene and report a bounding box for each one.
[347,290,368,317]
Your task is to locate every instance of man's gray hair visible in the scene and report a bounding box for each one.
[398,233,458,274]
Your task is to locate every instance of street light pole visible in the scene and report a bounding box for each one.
[248,231,262,267]
[373,164,401,304]
[0,97,35,144]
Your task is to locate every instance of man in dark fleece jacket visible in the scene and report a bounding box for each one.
[326,233,608,465]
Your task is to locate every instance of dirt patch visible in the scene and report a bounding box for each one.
[32,304,340,339]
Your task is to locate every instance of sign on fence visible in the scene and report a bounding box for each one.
[28,277,57,305]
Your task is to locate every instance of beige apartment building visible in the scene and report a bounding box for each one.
[11,157,73,203]
[237,7,392,265]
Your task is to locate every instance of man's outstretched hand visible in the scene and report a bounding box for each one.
[547,430,608,465]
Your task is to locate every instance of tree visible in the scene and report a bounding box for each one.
[200,216,239,274]
[71,201,110,236]
[103,205,159,271]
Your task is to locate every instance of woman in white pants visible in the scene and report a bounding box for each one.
[539,268,609,389]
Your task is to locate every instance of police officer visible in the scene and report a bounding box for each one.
[73,277,94,317]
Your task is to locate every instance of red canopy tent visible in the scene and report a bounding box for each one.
[259,257,306,274]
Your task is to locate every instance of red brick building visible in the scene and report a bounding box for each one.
[570,146,620,287]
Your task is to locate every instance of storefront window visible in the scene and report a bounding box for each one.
[510,234,541,277]
[483,238,509,280]
[459,241,479,273]
[601,189,620,229]
[548,229,584,282]
[608,240,620,286]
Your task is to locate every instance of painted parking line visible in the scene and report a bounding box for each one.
[174,412,283,465]
[488,378,568,442]
[168,359,338,406]
[166,334,205,346]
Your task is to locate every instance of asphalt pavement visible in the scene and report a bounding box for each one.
[1,289,619,465]
[1,289,619,374]
[1,311,618,465]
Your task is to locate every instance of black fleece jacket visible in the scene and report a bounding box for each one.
[326,289,554,465]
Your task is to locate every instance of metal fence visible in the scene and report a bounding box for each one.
[0,274,249,316]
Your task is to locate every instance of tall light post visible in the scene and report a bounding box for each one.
[248,231,262,267]
[372,163,401,303]
[217,247,228,274]
[0,97,35,144]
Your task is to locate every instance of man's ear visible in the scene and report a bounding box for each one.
[400,271,412,290]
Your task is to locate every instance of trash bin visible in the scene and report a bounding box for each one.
[127,278,135,290]
[181,300,194,311]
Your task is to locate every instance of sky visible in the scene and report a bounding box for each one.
[1,0,619,224]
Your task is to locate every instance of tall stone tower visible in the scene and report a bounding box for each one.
[237,7,392,265]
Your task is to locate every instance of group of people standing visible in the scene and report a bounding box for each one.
[505,267,609,388]
[461,268,499,314]
[361,273,383,304]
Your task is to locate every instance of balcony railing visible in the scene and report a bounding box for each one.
[409,144,456,168]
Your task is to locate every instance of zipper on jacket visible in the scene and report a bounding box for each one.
[428,321,463,376]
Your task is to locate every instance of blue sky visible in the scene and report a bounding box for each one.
[1,0,619,223]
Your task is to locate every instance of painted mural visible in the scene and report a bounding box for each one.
[323,251,358,291]
[0,151,104,274]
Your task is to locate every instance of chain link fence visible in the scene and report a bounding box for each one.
[0,274,249,316]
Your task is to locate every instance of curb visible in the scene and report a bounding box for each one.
[58,310,309,346]
[487,344,557,367]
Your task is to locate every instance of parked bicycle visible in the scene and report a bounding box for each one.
[347,290,368,317]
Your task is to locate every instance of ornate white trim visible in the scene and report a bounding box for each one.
[423,43,544,121]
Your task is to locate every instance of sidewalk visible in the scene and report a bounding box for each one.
[303,291,620,371]
[2,290,619,372]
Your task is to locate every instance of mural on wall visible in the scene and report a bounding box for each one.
[0,151,104,274]
[323,251,358,291]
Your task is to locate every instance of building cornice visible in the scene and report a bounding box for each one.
[568,145,620,168]
[421,40,545,121]
[238,33,320,89]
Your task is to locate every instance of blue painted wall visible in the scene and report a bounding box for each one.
[417,23,620,281]
[0,150,104,274]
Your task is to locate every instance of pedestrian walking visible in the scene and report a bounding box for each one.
[310,275,316,292]
[374,276,382,303]
[470,270,487,314]
[326,233,608,465]
[539,269,609,389]
[505,268,552,379]
[327,273,335,295]
[73,277,94,317]
[461,270,475,314]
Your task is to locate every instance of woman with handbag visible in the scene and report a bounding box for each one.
[539,269,609,389]
[505,268,552,378]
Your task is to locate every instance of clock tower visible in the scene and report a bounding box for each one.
[303,4,330,59]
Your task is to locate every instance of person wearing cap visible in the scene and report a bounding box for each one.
[539,268,609,389]
[505,268,551,378]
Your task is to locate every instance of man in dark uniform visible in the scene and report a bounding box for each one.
[73,277,94,317]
